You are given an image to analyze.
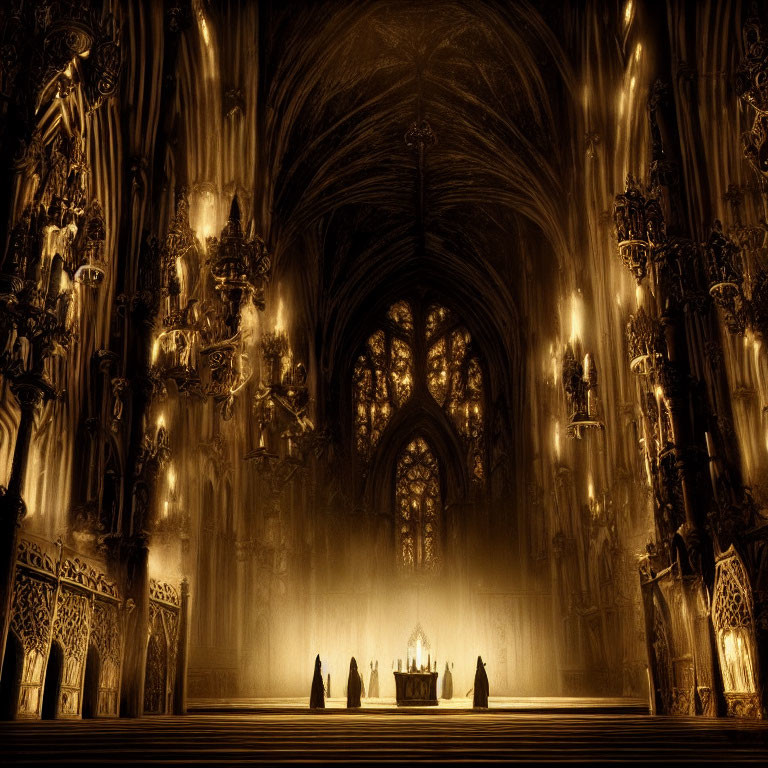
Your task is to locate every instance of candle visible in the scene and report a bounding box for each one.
[705,431,718,495]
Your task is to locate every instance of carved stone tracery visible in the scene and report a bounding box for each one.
[52,589,90,666]
[712,548,763,718]
[60,554,119,598]
[10,571,54,656]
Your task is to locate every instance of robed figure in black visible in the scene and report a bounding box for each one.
[310,654,325,709]
[473,656,489,708]
[347,657,362,708]
[442,662,453,700]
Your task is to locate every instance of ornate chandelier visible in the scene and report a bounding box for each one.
[152,192,270,420]
[207,196,270,336]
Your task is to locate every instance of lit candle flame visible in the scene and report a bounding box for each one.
[569,292,583,344]
[275,297,285,333]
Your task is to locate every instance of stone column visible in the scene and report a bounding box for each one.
[0,375,50,680]
[116,536,150,718]
[173,578,190,714]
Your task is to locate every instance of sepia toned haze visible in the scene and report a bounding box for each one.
[0,0,766,723]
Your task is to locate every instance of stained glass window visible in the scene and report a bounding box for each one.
[354,301,484,483]
[425,305,485,482]
[396,438,441,572]
[353,302,414,460]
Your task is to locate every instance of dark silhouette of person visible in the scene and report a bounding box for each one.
[310,654,325,709]
[473,656,489,708]
[369,660,380,698]
[347,657,362,708]
[442,661,453,700]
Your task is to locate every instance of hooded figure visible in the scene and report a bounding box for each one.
[369,660,380,699]
[473,656,489,709]
[310,654,325,709]
[347,657,362,708]
[442,662,453,700]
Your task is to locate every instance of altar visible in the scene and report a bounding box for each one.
[394,623,440,706]
[394,671,438,706]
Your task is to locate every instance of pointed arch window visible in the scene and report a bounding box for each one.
[354,301,485,482]
[425,305,485,482]
[353,301,414,460]
[396,437,441,572]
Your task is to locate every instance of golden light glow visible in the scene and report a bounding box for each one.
[275,297,285,333]
[588,477,595,501]
[194,199,217,251]
[553,421,561,459]
[721,629,757,693]
[168,465,176,491]
[624,0,633,25]
[157,413,166,430]
[569,292,584,344]
[552,346,559,385]
[151,337,160,364]
[635,43,642,61]
[197,4,211,47]
[240,300,262,341]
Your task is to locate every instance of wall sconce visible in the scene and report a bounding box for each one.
[612,174,665,283]
[561,344,603,438]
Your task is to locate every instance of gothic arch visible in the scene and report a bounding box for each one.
[0,630,22,719]
[41,640,64,720]
[364,399,470,515]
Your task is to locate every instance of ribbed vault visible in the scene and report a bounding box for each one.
[255,0,578,507]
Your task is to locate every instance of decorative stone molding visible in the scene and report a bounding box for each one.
[149,578,180,608]
[16,535,58,577]
[60,551,119,599]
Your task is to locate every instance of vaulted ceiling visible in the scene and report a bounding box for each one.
[249,0,582,443]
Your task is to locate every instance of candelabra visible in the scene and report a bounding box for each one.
[0,125,110,672]
[152,192,270,419]
[703,186,768,340]
[706,221,745,335]
[736,14,768,181]
[561,345,603,439]
[626,307,665,375]
[207,197,270,336]
[250,331,312,460]
[0,131,107,436]
[612,174,666,283]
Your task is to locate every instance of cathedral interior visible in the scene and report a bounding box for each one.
[1,0,768,763]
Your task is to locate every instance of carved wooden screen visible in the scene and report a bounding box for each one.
[396,438,441,573]
[144,580,180,715]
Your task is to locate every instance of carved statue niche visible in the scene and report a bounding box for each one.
[712,547,763,718]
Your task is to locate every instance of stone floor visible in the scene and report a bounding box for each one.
[3,710,768,765]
